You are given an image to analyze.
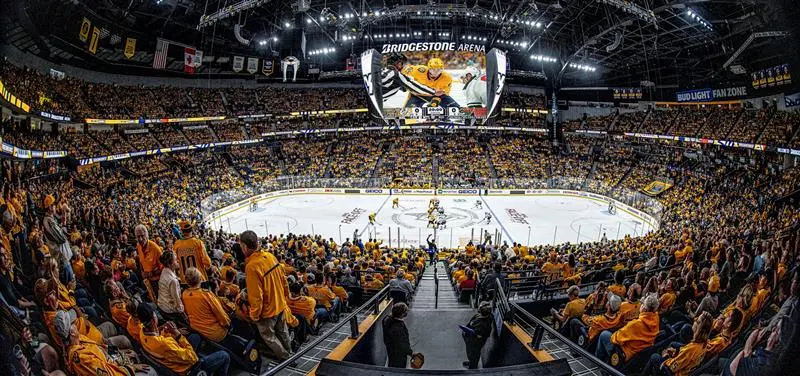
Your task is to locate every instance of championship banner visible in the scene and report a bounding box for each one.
[89,27,101,54]
[752,64,791,89]
[233,56,244,72]
[124,37,136,59]
[262,59,274,75]
[247,57,259,74]
[79,18,91,42]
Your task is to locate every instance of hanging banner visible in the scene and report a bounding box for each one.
[247,57,259,74]
[194,50,203,67]
[79,18,91,42]
[233,56,244,72]
[262,59,274,75]
[89,27,101,54]
[124,37,136,59]
[184,47,196,74]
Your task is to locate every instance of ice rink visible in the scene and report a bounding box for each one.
[206,194,655,249]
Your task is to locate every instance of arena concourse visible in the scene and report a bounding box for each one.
[0,1,799,376]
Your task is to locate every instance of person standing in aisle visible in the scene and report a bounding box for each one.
[383,302,414,368]
[461,301,494,369]
[240,230,293,361]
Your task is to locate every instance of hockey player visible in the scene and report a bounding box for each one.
[473,199,483,210]
[369,212,377,225]
[392,197,399,209]
[381,53,438,102]
[484,212,492,224]
[460,66,487,108]
[607,201,616,215]
[436,217,447,230]
[403,58,460,108]
[250,198,258,212]
[427,213,436,228]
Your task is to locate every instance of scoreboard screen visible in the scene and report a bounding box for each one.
[362,43,506,124]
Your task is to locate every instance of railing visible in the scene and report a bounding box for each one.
[263,285,391,376]
[511,302,626,376]
[490,275,625,376]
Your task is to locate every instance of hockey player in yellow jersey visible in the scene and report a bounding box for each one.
[403,57,460,108]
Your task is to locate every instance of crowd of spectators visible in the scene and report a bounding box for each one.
[0,126,798,376]
[182,126,217,144]
[380,136,433,187]
[489,136,550,181]
[436,136,492,185]
[639,109,678,134]
[669,108,710,137]
[281,139,334,177]
[502,92,547,110]
[327,137,383,178]
[728,109,769,143]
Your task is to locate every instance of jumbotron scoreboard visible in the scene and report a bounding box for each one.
[361,43,506,125]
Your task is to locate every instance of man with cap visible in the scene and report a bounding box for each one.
[137,303,230,376]
[173,220,212,284]
[383,302,414,368]
[56,310,155,376]
[461,301,494,369]
[42,194,74,284]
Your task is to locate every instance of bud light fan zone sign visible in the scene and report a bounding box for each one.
[676,86,748,102]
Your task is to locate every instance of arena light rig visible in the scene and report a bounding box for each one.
[685,9,713,31]
[197,0,271,29]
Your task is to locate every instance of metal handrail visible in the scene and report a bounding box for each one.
[263,284,391,376]
[510,301,626,376]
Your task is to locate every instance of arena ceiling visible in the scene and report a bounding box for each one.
[1,0,797,87]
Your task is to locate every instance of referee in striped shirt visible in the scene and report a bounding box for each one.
[381,53,436,100]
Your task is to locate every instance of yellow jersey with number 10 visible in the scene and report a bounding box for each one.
[402,65,453,95]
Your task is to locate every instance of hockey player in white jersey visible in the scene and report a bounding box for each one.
[460,66,487,108]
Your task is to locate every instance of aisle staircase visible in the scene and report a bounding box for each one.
[411,262,474,311]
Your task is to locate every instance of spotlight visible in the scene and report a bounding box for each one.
[272,36,278,42]
[284,22,290,28]
[306,18,312,24]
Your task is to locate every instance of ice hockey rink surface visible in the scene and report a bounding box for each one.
[207,193,654,248]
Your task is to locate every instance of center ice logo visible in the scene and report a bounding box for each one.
[391,207,480,229]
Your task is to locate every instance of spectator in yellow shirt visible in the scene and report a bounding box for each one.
[595,293,660,363]
[240,230,292,361]
[550,286,586,333]
[56,312,154,376]
[641,312,712,376]
[137,303,230,376]
[182,267,255,359]
[571,293,623,344]
[307,272,341,321]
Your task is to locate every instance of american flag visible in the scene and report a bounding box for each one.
[153,38,169,69]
